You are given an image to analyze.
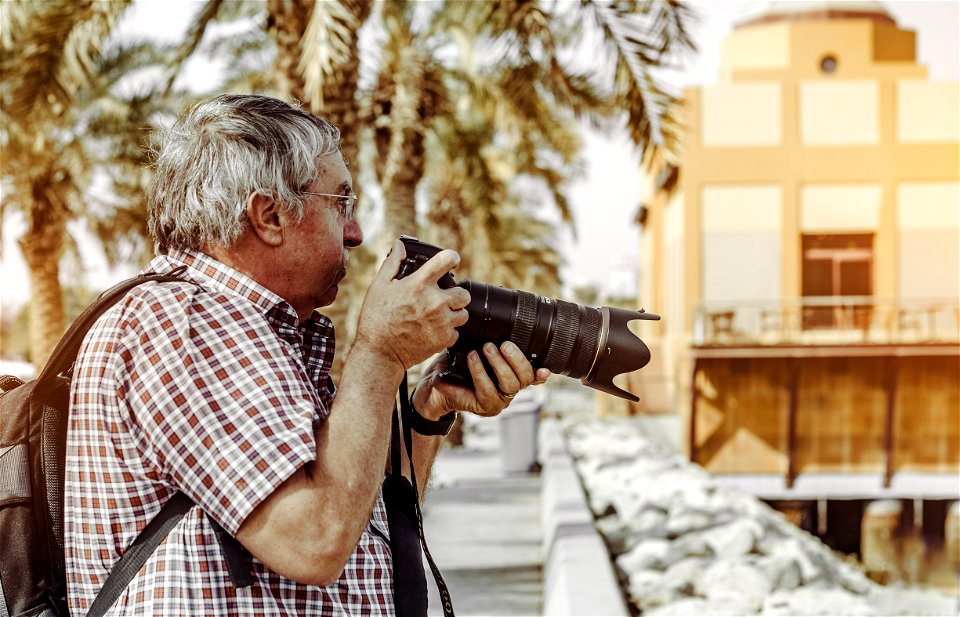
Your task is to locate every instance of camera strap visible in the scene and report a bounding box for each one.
[384,373,455,617]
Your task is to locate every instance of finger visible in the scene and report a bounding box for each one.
[440,322,461,348]
[467,350,503,412]
[497,341,535,386]
[534,368,551,385]
[375,239,406,281]
[411,249,460,286]
[451,308,469,328]
[482,343,521,396]
[446,286,471,310]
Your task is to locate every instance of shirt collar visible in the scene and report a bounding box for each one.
[144,248,334,336]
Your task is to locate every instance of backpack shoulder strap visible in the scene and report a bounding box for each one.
[86,491,194,617]
[35,267,193,396]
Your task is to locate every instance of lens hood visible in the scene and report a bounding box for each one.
[583,307,660,402]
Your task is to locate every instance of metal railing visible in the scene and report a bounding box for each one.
[693,297,960,346]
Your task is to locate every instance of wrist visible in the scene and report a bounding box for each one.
[341,345,406,395]
[345,340,406,382]
[411,385,447,421]
[408,392,458,437]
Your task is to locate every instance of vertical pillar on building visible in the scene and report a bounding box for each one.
[861,499,902,584]
[901,499,926,585]
[787,359,799,488]
[689,356,700,464]
[817,498,828,536]
[947,501,960,570]
[883,357,898,487]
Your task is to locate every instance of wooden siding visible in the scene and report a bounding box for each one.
[690,356,959,478]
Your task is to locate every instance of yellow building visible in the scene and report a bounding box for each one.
[635,0,958,531]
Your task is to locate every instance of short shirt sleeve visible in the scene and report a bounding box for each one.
[114,283,321,535]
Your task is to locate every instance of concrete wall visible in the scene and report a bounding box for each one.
[540,420,629,616]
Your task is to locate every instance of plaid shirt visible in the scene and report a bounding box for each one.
[65,248,394,616]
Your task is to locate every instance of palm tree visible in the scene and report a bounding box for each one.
[265,0,376,378]
[1,0,263,368]
[368,0,436,243]
[1,0,133,366]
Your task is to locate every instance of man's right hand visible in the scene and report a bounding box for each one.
[353,239,471,371]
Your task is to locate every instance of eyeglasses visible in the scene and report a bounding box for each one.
[302,192,358,221]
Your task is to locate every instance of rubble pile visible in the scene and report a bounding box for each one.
[566,418,956,616]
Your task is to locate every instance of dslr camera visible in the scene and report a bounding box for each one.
[396,236,659,401]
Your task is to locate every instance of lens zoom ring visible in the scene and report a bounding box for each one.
[510,290,538,351]
[568,307,602,378]
[543,301,579,373]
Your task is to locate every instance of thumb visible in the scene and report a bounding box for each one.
[375,239,406,282]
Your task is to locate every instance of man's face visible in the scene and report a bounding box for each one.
[283,152,363,313]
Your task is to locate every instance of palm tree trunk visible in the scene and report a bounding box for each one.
[267,0,370,170]
[266,0,311,103]
[382,148,420,242]
[19,212,66,369]
[320,0,370,171]
[381,130,424,243]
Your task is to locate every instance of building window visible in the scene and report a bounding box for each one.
[802,234,873,328]
[820,54,838,74]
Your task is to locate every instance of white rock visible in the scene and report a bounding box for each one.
[698,561,769,612]
[617,538,673,572]
[645,596,762,616]
[762,587,877,616]
[627,568,691,611]
[626,568,662,599]
[662,556,711,591]
[764,536,823,585]
[753,554,802,592]
[567,419,957,617]
[697,518,763,557]
[671,532,714,559]
[764,535,872,593]
[666,508,716,536]
[628,507,669,538]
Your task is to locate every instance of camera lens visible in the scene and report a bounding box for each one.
[448,280,659,401]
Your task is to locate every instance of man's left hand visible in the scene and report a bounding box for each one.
[413,341,550,421]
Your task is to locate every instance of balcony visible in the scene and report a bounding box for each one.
[693,297,959,350]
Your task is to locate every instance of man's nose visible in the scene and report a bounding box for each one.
[344,216,363,248]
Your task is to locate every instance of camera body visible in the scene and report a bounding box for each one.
[395,236,659,401]
[395,236,457,288]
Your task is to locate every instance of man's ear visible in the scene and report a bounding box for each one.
[245,192,284,246]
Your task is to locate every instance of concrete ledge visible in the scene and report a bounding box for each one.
[540,419,629,616]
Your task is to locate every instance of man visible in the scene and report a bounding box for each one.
[64,94,548,615]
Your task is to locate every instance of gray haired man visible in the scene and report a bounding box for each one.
[65,94,548,615]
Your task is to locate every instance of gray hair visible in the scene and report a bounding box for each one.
[147,94,342,254]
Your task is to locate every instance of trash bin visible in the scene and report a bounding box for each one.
[498,388,544,474]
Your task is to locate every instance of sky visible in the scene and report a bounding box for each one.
[2,0,958,313]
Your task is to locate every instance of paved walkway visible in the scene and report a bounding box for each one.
[421,417,543,616]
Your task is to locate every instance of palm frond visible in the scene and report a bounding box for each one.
[1,0,132,125]
[575,0,695,157]
[299,0,363,112]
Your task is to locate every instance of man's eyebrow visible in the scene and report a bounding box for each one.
[336,181,352,194]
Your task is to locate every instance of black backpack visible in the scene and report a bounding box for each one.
[0,269,248,617]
